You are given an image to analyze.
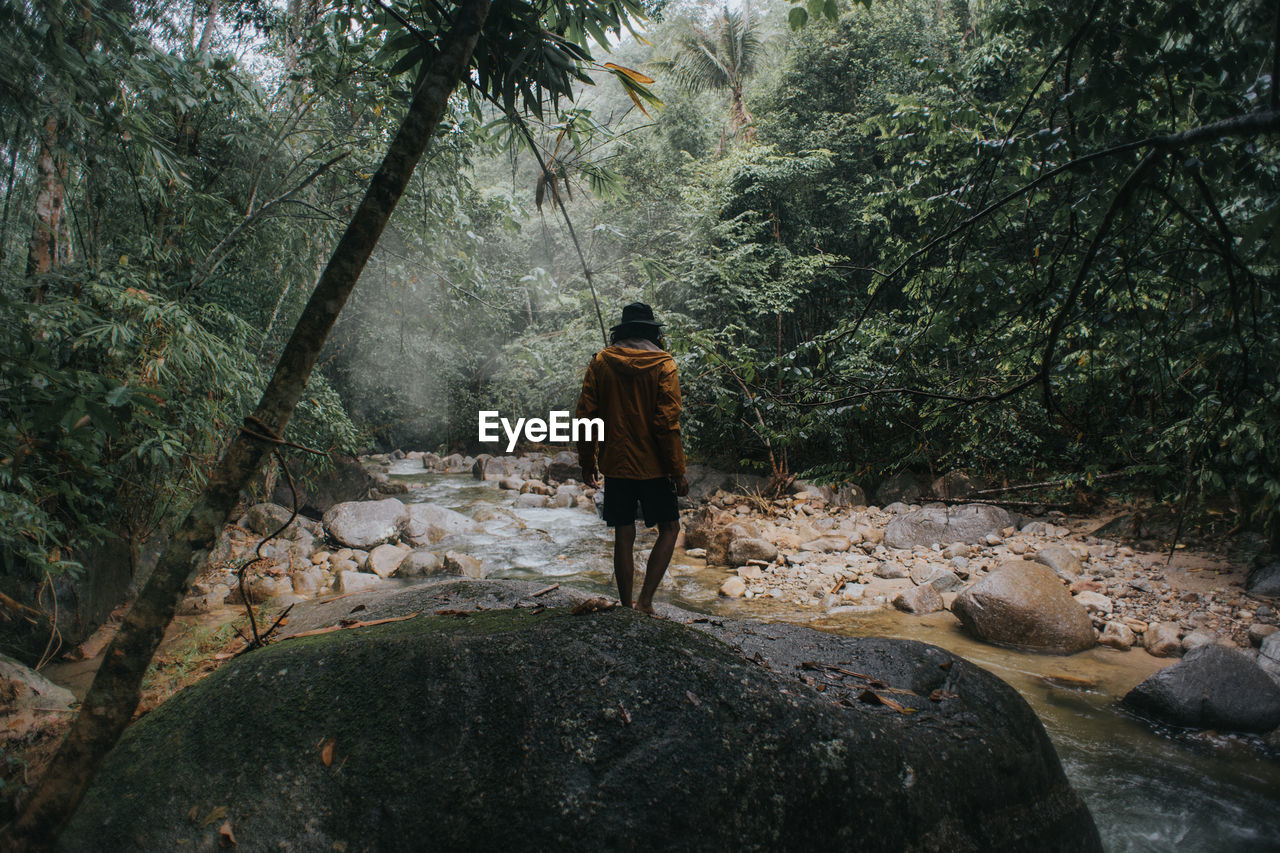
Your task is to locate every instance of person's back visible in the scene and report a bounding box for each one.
[575,304,688,614]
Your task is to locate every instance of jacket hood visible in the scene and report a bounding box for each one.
[598,345,673,376]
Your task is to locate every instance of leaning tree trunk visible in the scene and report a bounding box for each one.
[0,0,492,847]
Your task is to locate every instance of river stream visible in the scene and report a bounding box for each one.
[390,464,1280,852]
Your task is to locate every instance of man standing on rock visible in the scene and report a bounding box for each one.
[576,302,689,614]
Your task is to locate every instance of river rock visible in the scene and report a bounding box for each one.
[800,535,851,553]
[875,471,922,505]
[245,502,298,537]
[1033,545,1082,580]
[368,543,411,579]
[1180,629,1221,653]
[546,450,579,481]
[1098,621,1136,650]
[1073,591,1112,616]
[893,584,943,615]
[1258,633,1280,687]
[719,576,747,598]
[65,586,1102,852]
[727,538,778,567]
[931,470,975,500]
[443,551,486,579]
[550,492,575,508]
[884,504,1012,550]
[499,476,525,491]
[395,549,443,578]
[1143,622,1183,657]
[291,567,324,596]
[1123,644,1280,733]
[272,453,375,516]
[874,560,909,579]
[1246,560,1280,597]
[514,493,550,508]
[0,652,76,713]
[335,570,384,594]
[405,503,477,545]
[322,499,409,550]
[952,561,1095,654]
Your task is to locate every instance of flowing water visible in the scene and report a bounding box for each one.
[391,465,1280,851]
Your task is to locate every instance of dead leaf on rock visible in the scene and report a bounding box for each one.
[571,597,617,614]
[321,737,336,767]
[686,690,702,707]
[200,805,228,827]
[929,689,959,702]
[857,690,915,714]
[218,819,236,846]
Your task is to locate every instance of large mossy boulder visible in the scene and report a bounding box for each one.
[64,581,1101,852]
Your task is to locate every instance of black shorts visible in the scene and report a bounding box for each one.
[602,476,679,528]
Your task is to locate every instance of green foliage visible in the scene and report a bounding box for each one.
[0,267,360,580]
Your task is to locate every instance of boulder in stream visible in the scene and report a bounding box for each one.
[1123,644,1280,733]
[884,504,1012,549]
[322,498,409,550]
[952,560,1096,654]
[405,503,477,545]
[64,581,1102,852]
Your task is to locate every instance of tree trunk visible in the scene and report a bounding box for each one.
[0,0,492,847]
[196,0,218,54]
[25,115,68,281]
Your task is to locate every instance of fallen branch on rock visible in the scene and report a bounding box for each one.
[280,613,419,639]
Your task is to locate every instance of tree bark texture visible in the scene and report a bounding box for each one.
[25,115,69,279]
[1,0,492,846]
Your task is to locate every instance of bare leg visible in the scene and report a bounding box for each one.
[613,524,636,607]
[636,520,679,614]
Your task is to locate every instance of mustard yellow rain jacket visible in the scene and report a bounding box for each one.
[575,346,686,480]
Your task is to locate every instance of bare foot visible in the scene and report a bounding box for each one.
[634,601,661,617]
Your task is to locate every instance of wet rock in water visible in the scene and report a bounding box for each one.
[520,480,553,496]
[65,588,1102,852]
[875,471,922,505]
[1246,560,1280,598]
[884,504,1012,550]
[322,499,409,550]
[1099,621,1136,650]
[952,561,1095,654]
[728,537,777,567]
[1123,644,1280,733]
[1143,622,1183,658]
[443,551,486,579]
[550,492,575,508]
[498,476,525,491]
[514,493,550,509]
[546,450,579,482]
[1033,545,1082,581]
[368,543,411,579]
[719,576,747,598]
[291,567,324,596]
[395,549,442,578]
[405,503,477,545]
[800,535,851,553]
[893,584,943,615]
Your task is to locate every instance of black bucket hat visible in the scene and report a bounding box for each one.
[610,301,665,331]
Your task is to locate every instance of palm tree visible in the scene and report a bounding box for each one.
[662,6,763,147]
